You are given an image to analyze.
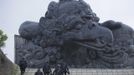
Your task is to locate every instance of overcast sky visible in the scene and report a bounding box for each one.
[0,0,134,62]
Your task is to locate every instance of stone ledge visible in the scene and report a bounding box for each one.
[24,68,134,75]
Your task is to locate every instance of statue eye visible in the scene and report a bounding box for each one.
[88,23,96,29]
[92,23,96,27]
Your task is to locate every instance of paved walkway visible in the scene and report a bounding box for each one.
[24,68,134,75]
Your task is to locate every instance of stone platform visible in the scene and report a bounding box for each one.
[24,68,134,75]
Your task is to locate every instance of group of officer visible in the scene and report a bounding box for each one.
[35,62,70,75]
[18,58,70,75]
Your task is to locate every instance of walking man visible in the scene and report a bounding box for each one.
[18,58,27,75]
[43,62,52,75]
[34,68,43,75]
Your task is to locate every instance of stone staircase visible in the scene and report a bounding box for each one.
[24,68,134,75]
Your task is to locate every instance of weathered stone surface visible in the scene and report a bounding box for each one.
[19,21,40,40]
[15,0,134,68]
[0,49,20,75]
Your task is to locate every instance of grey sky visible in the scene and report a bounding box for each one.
[0,0,134,62]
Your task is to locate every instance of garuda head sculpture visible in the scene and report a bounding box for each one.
[18,0,134,68]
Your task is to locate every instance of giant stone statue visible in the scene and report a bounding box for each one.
[15,0,134,68]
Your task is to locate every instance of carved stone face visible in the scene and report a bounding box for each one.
[52,1,112,44]
[62,19,113,45]
[19,0,114,49]
[20,0,113,46]
[17,0,134,68]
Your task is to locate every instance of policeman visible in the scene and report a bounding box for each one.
[43,62,52,75]
[34,69,43,75]
[18,58,27,75]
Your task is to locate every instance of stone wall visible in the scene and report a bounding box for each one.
[0,49,20,75]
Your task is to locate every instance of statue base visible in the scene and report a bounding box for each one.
[25,68,134,75]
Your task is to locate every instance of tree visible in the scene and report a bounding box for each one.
[0,29,8,47]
